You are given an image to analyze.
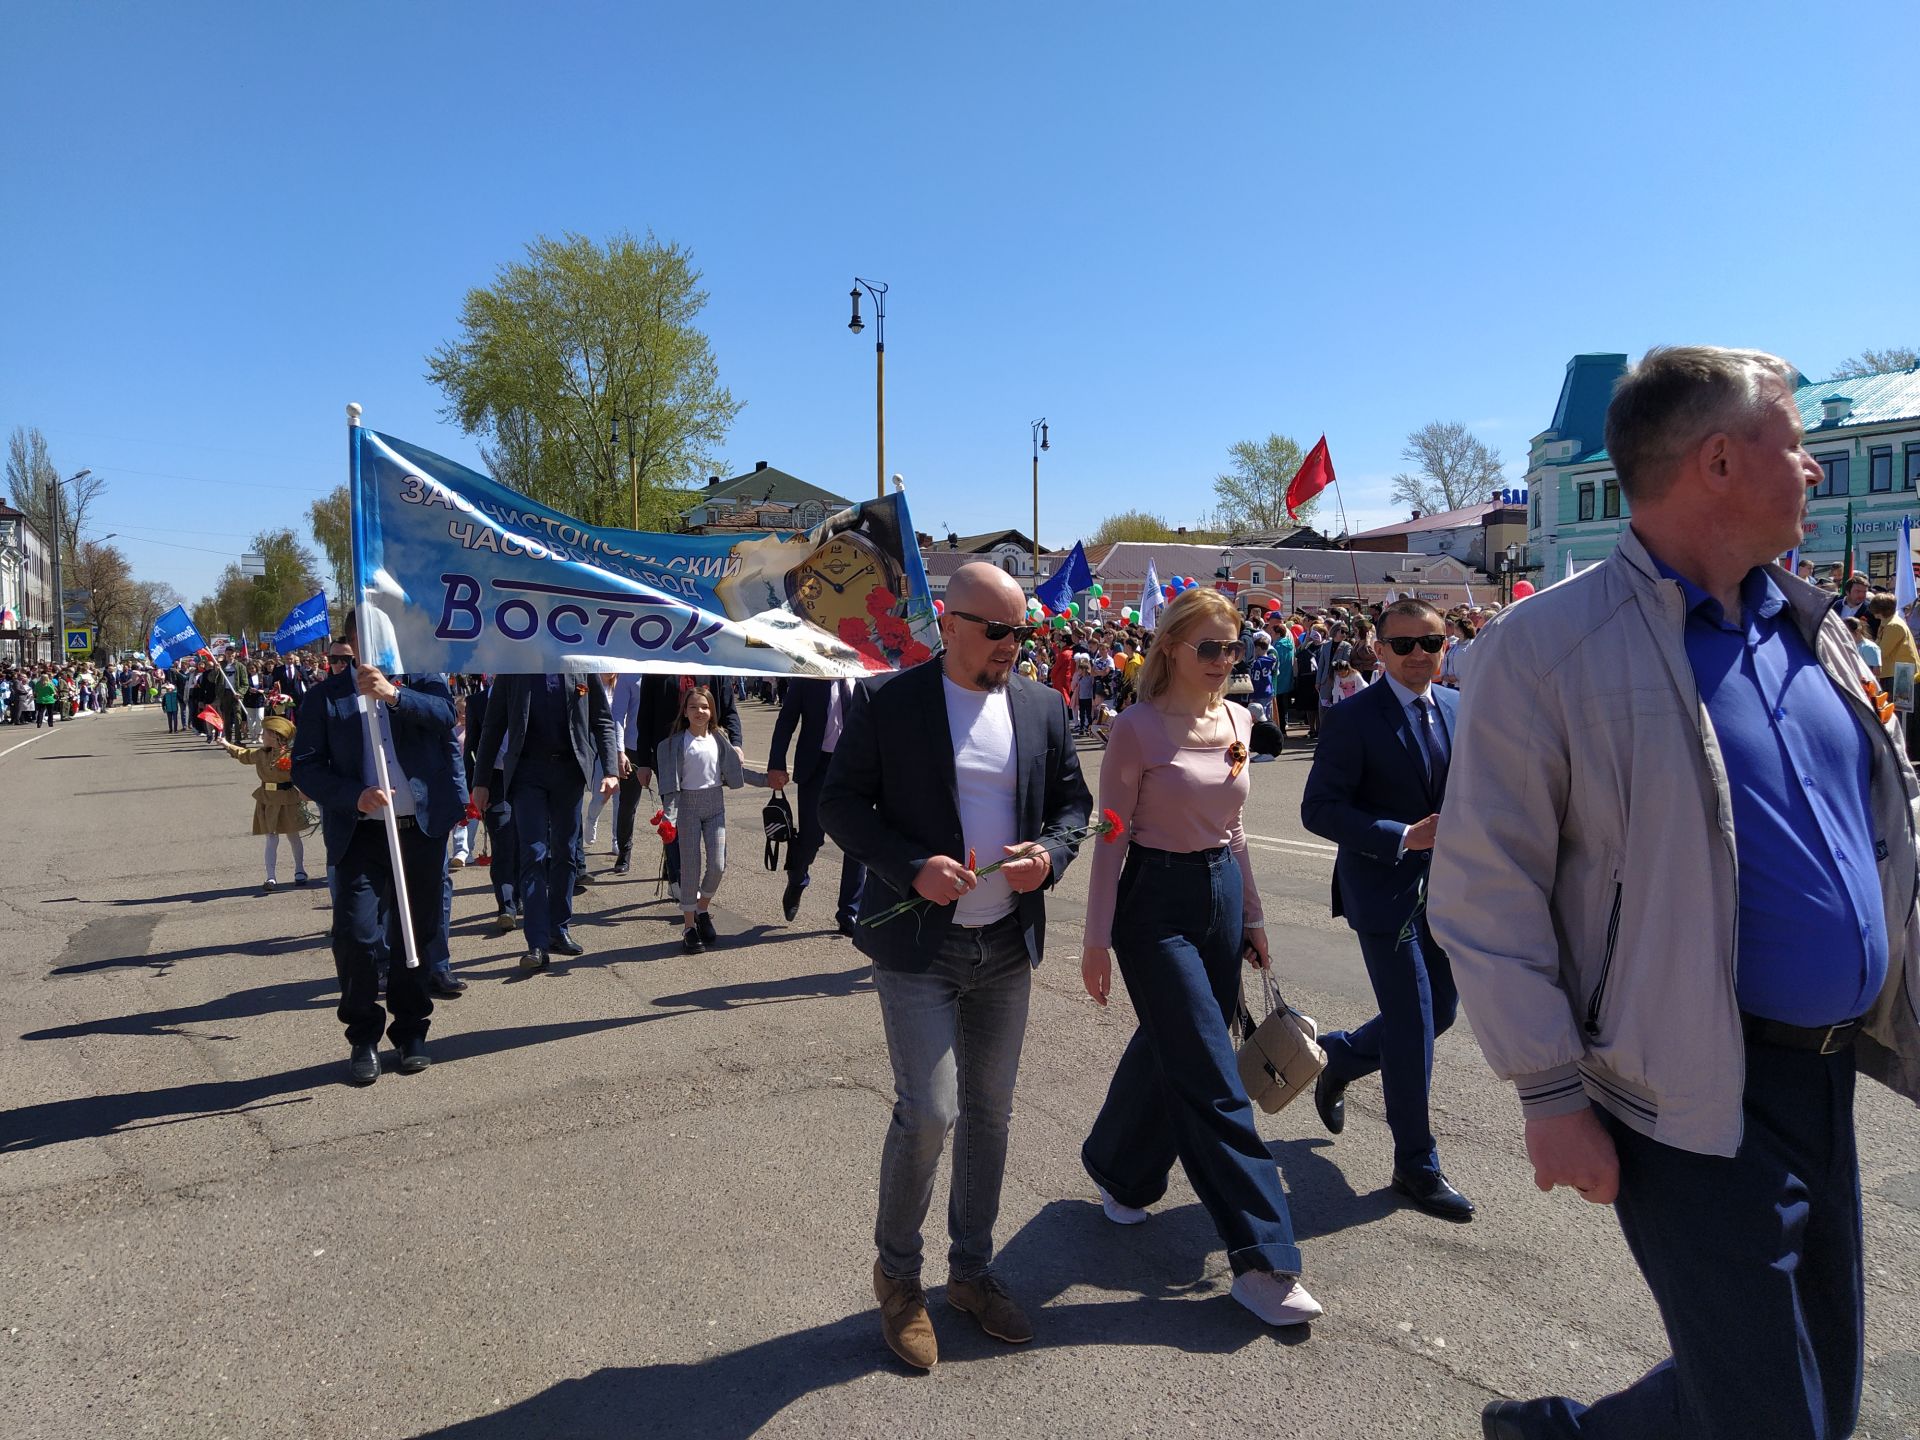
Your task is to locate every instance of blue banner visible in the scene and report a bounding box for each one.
[273,591,330,652]
[350,427,938,678]
[148,605,207,668]
[1035,540,1092,613]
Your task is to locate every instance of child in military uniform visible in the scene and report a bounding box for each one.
[222,715,311,891]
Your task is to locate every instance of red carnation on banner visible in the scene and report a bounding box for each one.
[865,585,897,619]
[838,617,870,648]
[898,640,933,668]
[875,613,911,649]
[1285,435,1335,521]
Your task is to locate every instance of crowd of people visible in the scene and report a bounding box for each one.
[0,658,164,725]
[75,345,1918,1437]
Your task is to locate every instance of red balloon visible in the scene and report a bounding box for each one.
[1038,604,1051,618]
[1511,579,1536,599]
[1265,598,1281,611]
[933,599,944,615]
[1290,624,1304,638]
[1099,595,1110,607]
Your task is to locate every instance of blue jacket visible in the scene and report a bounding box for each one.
[290,669,467,862]
[474,673,621,798]
[820,661,1093,972]
[1300,676,1457,935]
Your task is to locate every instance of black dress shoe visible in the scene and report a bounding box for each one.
[1481,1400,1530,1439]
[1392,1168,1476,1222]
[550,931,585,957]
[696,912,718,946]
[395,1036,431,1074]
[836,920,857,938]
[1313,1070,1346,1136]
[682,925,704,954]
[429,975,468,998]
[347,1044,379,1086]
[613,851,631,876]
[518,949,549,973]
[781,875,807,922]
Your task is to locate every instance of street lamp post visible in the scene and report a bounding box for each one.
[1030,418,1048,593]
[48,467,91,662]
[847,278,888,500]
[610,413,639,529]
[1502,541,1521,603]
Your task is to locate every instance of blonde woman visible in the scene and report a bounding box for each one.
[1079,587,1320,1328]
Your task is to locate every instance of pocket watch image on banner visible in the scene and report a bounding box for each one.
[785,529,903,632]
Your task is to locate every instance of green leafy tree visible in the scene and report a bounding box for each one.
[426,231,740,530]
[1209,433,1315,533]
[192,528,323,645]
[1832,346,1918,379]
[1389,420,1504,516]
[1090,510,1177,545]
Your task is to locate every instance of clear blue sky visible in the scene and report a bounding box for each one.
[6,0,1918,604]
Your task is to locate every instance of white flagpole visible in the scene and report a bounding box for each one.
[348,402,421,971]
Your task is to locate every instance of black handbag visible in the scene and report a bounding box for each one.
[762,790,795,871]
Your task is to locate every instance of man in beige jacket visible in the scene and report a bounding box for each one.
[1432,346,1920,1440]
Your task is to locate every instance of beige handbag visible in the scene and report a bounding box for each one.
[1235,966,1327,1114]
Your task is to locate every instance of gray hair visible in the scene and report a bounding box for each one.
[1604,345,1799,501]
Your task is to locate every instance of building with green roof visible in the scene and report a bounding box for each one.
[1525,353,1920,585]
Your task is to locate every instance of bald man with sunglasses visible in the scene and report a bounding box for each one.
[1301,597,1473,1221]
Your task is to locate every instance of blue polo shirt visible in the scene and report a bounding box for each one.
[1652,554,1888,1025]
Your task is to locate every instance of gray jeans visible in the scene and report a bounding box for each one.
[675,785,727,908]
[872,914,1032,1281]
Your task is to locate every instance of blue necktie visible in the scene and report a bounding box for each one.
[1414,697,1448,798]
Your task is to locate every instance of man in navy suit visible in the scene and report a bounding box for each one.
[821,563,1092,1370]
[472,674,620,973]
[1301,597,1473,1220]
[767,677,866,933]
[290,623,467,1086]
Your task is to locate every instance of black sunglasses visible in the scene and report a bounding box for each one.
[1384,635,1447,656]
[1184,639,1247,663]
[326,654,353,670]
[949,610,1040,643]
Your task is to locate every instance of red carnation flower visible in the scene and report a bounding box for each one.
[865,585,896,618]
[1100,808,1126,843]
[898,640,933,667]
[838,617,871,647]
[875,614,911,648]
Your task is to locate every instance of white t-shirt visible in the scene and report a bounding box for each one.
[942,677,1019,927]
[679,731,721,790]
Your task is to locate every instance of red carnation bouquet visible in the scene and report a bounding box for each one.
[651,808,678,845]
[835,586,936,673]
[863,809,1126,928]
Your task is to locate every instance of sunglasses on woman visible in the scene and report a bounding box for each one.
[1384,635,1446,656]
[950,610,1040,643]
[1183,639,1247,663]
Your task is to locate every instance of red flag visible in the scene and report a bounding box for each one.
[197,706,225,732]
[1286,435,1335,520]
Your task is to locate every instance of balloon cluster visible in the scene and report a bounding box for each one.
[1159,574,1204,602]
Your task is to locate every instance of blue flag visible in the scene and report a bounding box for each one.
[273,591,330,652]
[1035,540,1092,613]
[349,426,938,678]
[148,605,207,668]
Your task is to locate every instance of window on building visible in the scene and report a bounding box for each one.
[1576,484,1595,522]
[1868,550,1896,588]
[1870,446,1893,494]
[1531,490,1540,527]
[1602,481,1621,518]
[1815,453,1850,498]
[1906,444,1920,491]
[1249,564,1265,586]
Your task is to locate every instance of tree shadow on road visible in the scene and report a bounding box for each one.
[411,1197,1301,1440]
[0,1016,655,1152]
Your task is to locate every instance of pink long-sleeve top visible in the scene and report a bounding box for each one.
[1082,700,1263,950]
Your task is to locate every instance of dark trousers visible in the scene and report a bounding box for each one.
[787,774,865,926]
[36,702,56,727]
[423,862,456,984]
[510,752,584,949]
[331,819,446,1047]
[1081,846,1303,1278]
[1319,913,1457,1177]
[613,747,645,856]
[165,708,179,733]
[479,769,518,916]
[1503,1043,1862,1439]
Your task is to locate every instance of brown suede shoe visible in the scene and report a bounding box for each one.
[873,1260,938,1370]
[946,1271,1033,1344]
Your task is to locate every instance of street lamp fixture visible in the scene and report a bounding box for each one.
[1031,417,1049,590]
[848,277,888,499]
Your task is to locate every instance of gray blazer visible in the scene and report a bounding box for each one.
[655,729,766,823]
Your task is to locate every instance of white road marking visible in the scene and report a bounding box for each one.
[1244,832,1338,856]
[0,728,56,761]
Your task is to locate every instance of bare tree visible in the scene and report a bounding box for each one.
[6,426,106,570]
[1831,347,1918,379]
[1389,421,1505,516]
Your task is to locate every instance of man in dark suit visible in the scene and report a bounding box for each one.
[1301,597,1472,1220]
[290,624,467,1085]
[767,677,866,933]
[473,674,619,973]
[462,677,519,932]
[627,672,741,887]
[821,562,1092,1371]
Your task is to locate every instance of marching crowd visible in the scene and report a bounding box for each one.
[74,344,1920,1438]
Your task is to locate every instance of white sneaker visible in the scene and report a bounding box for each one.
[1230,1270,1322,1326]
[1097,1186,1150,1225]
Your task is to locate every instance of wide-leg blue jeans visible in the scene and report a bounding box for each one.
[1082,845,1303,1278]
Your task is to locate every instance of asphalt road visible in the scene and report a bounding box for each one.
[3,702,1918,1439]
